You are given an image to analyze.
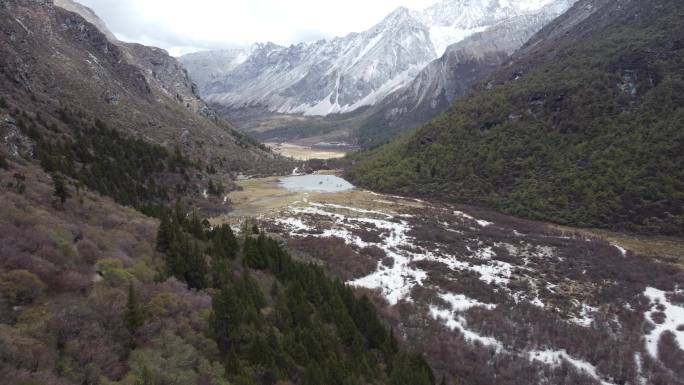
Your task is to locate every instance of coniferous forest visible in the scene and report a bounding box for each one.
[155,204,434,385]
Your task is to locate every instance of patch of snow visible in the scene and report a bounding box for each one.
[14,17,30,34]
[429,303,503,350]
[643,287,684,358]
[439,292,496,312]
[570,303,598,328]
[311,202,392,218]
[529,349,616,385]
[453,210,493,227]
[473,246,495,260]
[613,243,627,256]
[634,352,646,385]
[291,167,303,176]
[274,217,313,232]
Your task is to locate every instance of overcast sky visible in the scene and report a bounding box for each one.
[76,0,437,56]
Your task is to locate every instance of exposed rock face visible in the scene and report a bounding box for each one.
[53,0,214,118]
[354,0,577,147]
[180,0,576,118]
[178,49,252,94]
[0,0,282,175]
[53,0,118,42]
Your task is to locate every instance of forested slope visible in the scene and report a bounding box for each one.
[1,2,433,384]
[349,0,684,235]
[0,159,433,385]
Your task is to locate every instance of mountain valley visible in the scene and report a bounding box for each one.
[1,0,683,385]
[181,0,577,147]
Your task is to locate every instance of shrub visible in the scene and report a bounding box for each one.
[0,270,47,306]
[95,258,133,287]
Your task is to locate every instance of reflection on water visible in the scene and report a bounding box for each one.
[279,174,354,192]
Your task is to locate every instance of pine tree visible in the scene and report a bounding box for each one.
[212,224,238,260]
[188,209,205,240]
[156,213,173,252]
[125,283,143,336]
[52,173,70,208]
[244,237,266,270]
[185,241,208,289]
[173,199,186,228]
[210,257,232,289]
[302,362,326,385]
[389,352,435,385]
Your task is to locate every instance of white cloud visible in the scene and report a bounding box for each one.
[75,0,437,56]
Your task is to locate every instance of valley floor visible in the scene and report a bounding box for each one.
[213,173,684,385]
[263,142,349,161]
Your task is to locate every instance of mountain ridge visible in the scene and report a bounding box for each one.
[348,0,684,235]
[181,0,574,119]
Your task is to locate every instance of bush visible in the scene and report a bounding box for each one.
[0,270,47,306]
[95,258,133,287]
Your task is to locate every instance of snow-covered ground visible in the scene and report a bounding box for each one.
[529,349,616,385]
[262,186,683,384]
[643,286,684,358]
[275,202,524,305]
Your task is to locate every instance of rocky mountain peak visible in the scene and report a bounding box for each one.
[180,0,576,121]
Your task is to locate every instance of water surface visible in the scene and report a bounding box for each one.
[279,174,354,192]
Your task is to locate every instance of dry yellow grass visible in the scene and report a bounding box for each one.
[212,175,423,227]
[264,142,347,160]
[551,225,684,266]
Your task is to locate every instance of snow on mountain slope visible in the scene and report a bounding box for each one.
[353,0,577,148]
[181,0,574,117]
[178,49,251,92]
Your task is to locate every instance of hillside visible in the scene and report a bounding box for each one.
[0,0,288,215]
[0,2,433,384]
[348,0,684,235]
[0,161,433,385]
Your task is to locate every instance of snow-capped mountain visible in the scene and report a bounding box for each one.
[180,0,572,117]
[353,0,577,147]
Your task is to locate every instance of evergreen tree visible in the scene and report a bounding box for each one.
[52,173,70,208]
[125,283,143,336]
[156,213,174,252]
[165,234,189,281]
[212,224,238,260]
[185,241,208,289]
[389,352,435,385]
[244,237,267,270]
[188,209,206,240]
[174,199,186,228]
[302,362,326,385]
